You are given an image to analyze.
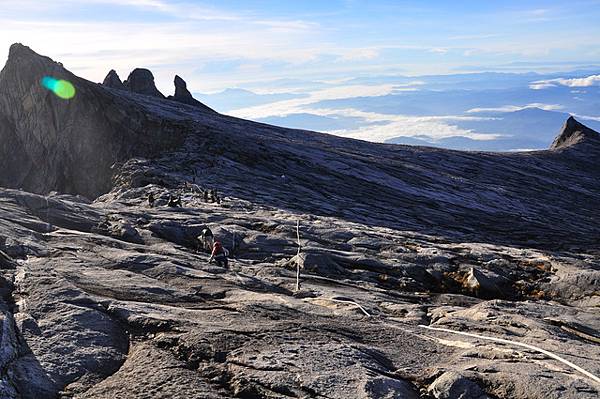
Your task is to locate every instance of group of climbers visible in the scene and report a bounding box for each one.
[202,189,220,204]
[167,194,182,208]
[147,189,220,208]
[148,193,183,208]
[145,189,228,267]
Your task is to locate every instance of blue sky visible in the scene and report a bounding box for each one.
[1,0,600,92]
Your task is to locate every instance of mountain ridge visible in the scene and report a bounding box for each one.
[1,44,600,247]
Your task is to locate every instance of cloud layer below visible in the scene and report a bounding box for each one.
[530,74,600,89]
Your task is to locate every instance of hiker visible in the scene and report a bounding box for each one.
[167,194,182,208]
[197,227,214,252]
[203,190,209,203]
[148,192,155,207]
[209,240,229,268]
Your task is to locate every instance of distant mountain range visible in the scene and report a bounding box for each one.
[195,69,600,151]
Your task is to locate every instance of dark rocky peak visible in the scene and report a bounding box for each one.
[8,42,43,59]
[123,68,165,98]
[102,69,126,90]
[2,43,65,85]
[174,75,191,99]
[167,74,215,112]
[550,116,600,150]
[0,44,185,198]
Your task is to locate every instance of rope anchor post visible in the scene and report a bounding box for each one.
[295,219,301,292]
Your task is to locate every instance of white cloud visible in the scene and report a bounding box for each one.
[529,74,600,89]
[529,82,557,90]
[575,114,600,122]
[8,0,241,21]
[466,103,563,113]
[231,83,500,143]
[325,112,502,142]
[556,75,600,87]
[448,34,501,41]
[230,84,401,119]
[429,48,448,54]
[339,48,380,61]
[254,20,319,32]
[94,0,171,11]
[521,8,554,22]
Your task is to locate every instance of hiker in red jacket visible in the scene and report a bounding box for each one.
[209,240,229,268]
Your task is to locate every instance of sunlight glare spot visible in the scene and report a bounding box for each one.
[41,76,76,100]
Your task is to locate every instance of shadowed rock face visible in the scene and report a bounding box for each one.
[102,69,126,90]
[172,75,195,105]
[123,68,165,98]
[0,44,187,198]
[0,45,600,399]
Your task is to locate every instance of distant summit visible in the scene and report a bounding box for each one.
[102,69,126,90]
[102,69,214,112]
[550,116,600,150]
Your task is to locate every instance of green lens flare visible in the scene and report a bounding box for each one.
[41,76,76,100]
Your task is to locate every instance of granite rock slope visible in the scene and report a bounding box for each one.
[0,44,599,398]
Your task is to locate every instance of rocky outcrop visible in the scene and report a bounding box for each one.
[550,115,600,149]
[102,69,126,90]
[123,68,165,98]
[0,44,186,198]
[428,372,491,399]
[167,75,215,112]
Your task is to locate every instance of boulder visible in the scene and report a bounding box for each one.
[286,250,346,275]
[465,267,510,299]
[123,68,165,98]
[108,220,143,244]
[428,371,491,399]
[361,376,420,399]
[147,221,206,248]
